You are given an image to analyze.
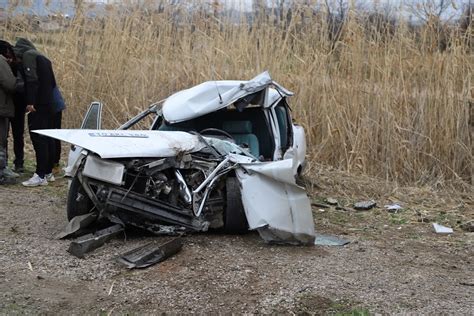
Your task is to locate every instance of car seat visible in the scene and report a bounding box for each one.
[222,121,260,157]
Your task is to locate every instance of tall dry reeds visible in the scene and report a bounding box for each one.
[1,2,472,185]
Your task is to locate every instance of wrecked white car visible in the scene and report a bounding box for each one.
[38,72,315,245]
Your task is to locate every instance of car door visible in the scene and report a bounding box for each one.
[269,99,306,174]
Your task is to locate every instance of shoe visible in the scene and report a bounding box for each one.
[4,167,20,178]
[0,175,16,185]
[13,165,24,173]
[22,173,48,187]
[45,173,55,182]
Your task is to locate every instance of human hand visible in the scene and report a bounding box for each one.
[26,105,36,113]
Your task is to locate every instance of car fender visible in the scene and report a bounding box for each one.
[229,155,315,245]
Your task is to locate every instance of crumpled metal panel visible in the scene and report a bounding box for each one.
[232,156,316,245]
[33,129,206,159]
[162,71,293,123]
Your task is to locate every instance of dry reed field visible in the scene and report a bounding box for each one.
[1,1,472,185]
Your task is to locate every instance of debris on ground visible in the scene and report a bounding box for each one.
[116,238,183,269]
[353,200,376,210]
[314,234,350,246]
[384,204,402,213]
[432,223,454,234]
[68,224,124,258]
[325,198,338,205]
[56,213,98,239]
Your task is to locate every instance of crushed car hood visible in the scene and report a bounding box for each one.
[34,129,206,159]
[162,71,293,123]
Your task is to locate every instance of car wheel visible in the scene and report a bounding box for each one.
[67,176,93,221]
[224,176,248,233]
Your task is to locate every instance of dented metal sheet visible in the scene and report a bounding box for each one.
[235,161,316,245]
[34,129,206,159]
[163,71,293,123]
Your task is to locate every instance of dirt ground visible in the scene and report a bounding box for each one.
[0,162,473,315]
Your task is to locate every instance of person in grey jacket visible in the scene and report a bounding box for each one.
[0,41,17,185]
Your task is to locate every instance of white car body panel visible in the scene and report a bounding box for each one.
[82,155,125,185]
[284,124,307,172]
[35,129,206,159]
[162,71,293,123]
[65,149,86,177]
[230,156,315,245]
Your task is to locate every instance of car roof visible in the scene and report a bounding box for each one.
[162,71,293,124]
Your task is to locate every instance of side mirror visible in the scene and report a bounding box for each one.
[80,102,103,129]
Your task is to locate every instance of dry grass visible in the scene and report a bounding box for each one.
[1,2,472,185]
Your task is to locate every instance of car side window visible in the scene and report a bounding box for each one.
[274,102,292,151]
[81,102,102,129]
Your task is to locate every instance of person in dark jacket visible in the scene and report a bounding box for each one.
[13,38,57,186]
[0,41,17,185]
[9,56,27,173]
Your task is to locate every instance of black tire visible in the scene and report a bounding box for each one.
[223,176,248,233]
[67,176,94,221]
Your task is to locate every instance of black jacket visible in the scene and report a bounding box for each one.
[33,55,56,112]
[14,38,56,113]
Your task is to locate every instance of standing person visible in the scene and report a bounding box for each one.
[0,41,17,185]
[9,45,27,173]
[13,38,56,187]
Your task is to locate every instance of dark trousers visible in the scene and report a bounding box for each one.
[10,102,26,168]
[52,111,62,164]
[28,111,54,178]
[0,117,8,174]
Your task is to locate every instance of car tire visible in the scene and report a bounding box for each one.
[67,176,93,221]
[224,176,248,233]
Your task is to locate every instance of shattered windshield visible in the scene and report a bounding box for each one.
[204,137,257,160]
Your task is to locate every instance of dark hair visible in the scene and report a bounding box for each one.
[0,40,14,59]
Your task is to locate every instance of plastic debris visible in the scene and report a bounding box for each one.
[384,204,403,213]
[433,223,453,234]
[354,200,376,210]
[68,224,124,258]
[314,234,350,246]
[116,238,182,269]
[326,198,338,205]
[56,213,98,239]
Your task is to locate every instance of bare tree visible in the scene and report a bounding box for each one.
[459,1,473,49]
[405,0,452,21]
[324,0,349,48]
[460,0,473,30]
